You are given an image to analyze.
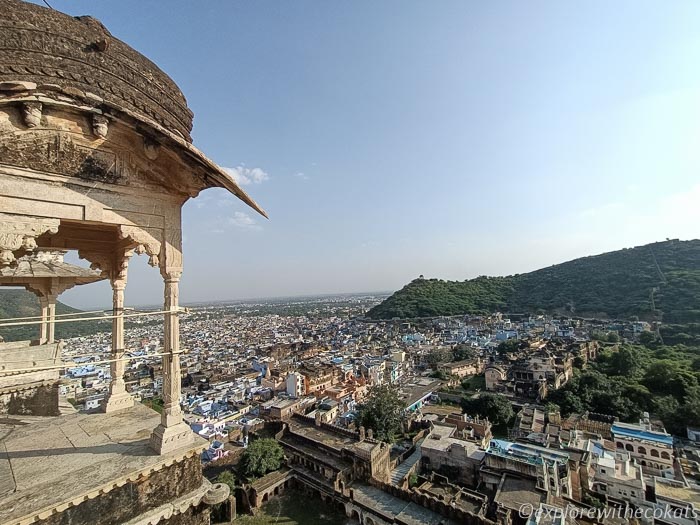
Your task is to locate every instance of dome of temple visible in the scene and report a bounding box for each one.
[0,0,194,141]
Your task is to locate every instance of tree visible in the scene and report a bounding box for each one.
[461,393,514,427]
[609,346,643,377]
[215,470,237,492]
[241,438,284,478]
[453,344,476,362]
[357,384,405,442]
[497,339,521,355]
[639,331,658,348]
[643,361,698,401]
[430,370,448,380]
[424,347,452,367]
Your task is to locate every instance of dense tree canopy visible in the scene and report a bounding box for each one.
[549,343,700,435]
[215,470,236,492]
[241,438,285,478]
[461,393,514,427]
[453,344,478,362]
[357,384,405,442]
[497,339,523,355]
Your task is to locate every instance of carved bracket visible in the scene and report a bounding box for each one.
[92,114,110,139]
[21,101,42,128]
[78,248,133,283]
[0,214,60,266]
[119,225,162,268]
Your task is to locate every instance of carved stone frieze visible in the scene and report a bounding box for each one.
[0,130,123,184]
[0,213,59,266]
[0,127,207,196]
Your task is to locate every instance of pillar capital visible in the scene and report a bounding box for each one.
[111,278,127,291]
[162,271,182,283]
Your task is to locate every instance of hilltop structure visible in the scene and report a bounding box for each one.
[0,0,265,523]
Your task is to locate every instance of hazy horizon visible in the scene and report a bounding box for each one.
[57,238,696,310]
[26,0,700,309]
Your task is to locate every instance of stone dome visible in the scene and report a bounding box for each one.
[0,0,194,141]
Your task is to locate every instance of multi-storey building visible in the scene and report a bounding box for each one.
[612,421,674,476]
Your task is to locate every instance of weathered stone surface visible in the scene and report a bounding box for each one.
[160,505,211,525]
[0,0,193,140]
[0,403,209,525]
[1,384,59,416]
[202,483,231,505]
[0,81,37,92]
[36,455,203,525]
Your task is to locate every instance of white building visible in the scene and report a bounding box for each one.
[286,372,304,398]
[588,442,646,507]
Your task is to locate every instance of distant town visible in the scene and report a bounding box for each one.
[52,293,699,525]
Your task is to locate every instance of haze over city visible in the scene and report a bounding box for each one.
[35,0,700,308]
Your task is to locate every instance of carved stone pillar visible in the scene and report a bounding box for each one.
[103,277,134,413]
[38,295,50,344]
[150,272,193,454]
[45,293,56,344]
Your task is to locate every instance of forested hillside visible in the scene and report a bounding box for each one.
[367,239,700,321]
[0,289,100,341]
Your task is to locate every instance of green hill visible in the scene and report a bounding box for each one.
[366,239,700,322]
[0,289,101,342]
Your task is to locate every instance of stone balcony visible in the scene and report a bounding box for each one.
[0,401,223,525]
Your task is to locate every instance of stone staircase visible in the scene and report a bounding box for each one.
[390,439,424,485]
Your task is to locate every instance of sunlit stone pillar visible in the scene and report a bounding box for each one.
[150,271,193,454]
[46,293,56,344]
[38,295,50,344]
[103,277,134,412]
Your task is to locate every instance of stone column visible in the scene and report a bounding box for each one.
[103,277,134,412]
[38,295,50,344]
[46,293,56,344]
[150,272,193,454]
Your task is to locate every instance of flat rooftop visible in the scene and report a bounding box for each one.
[495,475,545,511]
[0,401,207,525]
[611,423,673,446]
[287,418,356,452]
[351,483,459,525]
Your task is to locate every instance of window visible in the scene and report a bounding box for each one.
[651,449,659,458]
[661,451,671,460]
[625,444,633,452]
[638,446,647,455]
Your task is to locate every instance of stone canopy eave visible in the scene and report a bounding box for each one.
[119,102,269,220]
[0,82,268,220]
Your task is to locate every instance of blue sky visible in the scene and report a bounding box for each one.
[31,0,700,308]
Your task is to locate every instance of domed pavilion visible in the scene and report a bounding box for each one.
[0,1,264,523]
